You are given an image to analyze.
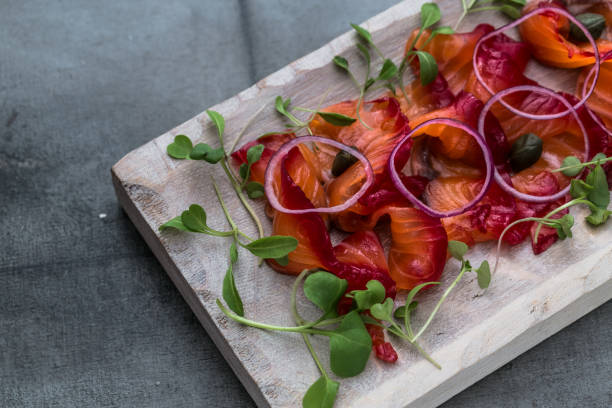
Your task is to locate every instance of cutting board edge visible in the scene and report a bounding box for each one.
[110,168,272,408]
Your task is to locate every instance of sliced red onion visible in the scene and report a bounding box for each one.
[473,6,600,120]
[388,118,494,218]
[264,136,374,214]
[478,84,589,203]
[580,50,612,138]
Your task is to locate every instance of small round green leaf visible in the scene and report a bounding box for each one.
[476,260,491,289]
[370,298,394,322]
[448,240,468,260]
[245,181,265,199]
[304,271,348,318]
[560,156,582,177]
[167,135,193,159]
[181,204,208,232]
[189,143,212,160]
[348,280,385,311]
[302,376,339,408]
[329,311,372,378]
[239,163,249,180]
[586,165,610,209]
[246,144,264,164]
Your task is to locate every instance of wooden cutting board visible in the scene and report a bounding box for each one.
[111,1,612,406]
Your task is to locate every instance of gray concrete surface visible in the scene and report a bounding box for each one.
[0,1,610,407]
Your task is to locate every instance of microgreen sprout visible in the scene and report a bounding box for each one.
[332,2,449,119]
[274,95,356,135]
[494,155,612,274]
[454,0,527,31]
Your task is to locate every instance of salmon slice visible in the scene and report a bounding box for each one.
[519,1,612,69]
[407,24,495,95]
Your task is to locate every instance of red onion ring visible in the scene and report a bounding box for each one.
[264,136,374,214]
[580,50,612,138]
[478,84,589,203]
[388,118,495,218]
[472,6,600,120]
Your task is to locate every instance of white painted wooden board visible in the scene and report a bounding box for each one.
[111,1,612,406]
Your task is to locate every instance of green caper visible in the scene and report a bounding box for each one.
[331,148,359,177]
[509,133,543,173]
[570,13,606,43]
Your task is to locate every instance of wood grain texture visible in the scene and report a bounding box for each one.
[111,1,612,407]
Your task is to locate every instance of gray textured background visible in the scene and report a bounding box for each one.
[1,0,610,407]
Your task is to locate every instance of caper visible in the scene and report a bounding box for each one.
[331,148,359,177]
[570,13,606,43]
[509,133,543,173]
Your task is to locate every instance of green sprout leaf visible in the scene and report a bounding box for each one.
[222,253,244,316]
[377,59,398,81]
[586,207,612,226]
[302,376,339,408]
[189,143,224,163]
[476,260,491,289]
[560,156,582,177]
[356,43,370,65]
[431,26,454,36]
[246,144,264,164]
[333,56,349,71]
[167,135,193,159]
[239,163,249,180]
[557,214,574,240]
[592,152,607,163]
[364,77,376,91]
[393,301,418,319]
[230,242,238,263]
[303,271,348,319]
[206,110,225,143]
[421,2,441,29]
[347,280,385,311]
[181,204,209,233]
[159,216,191,232]
[317,112,357,127]
[448,240,468,261]
[369,298,394,322]
[350,23,372,44]
[586,165,610,209]
[500,4,521,20]
[329,311,372,378]
[244,235,298,259]
[414,51,438,85]
[275,96,289,115]
[274,255,289,266]
[245,181,265,199]
[570,179,593,199]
